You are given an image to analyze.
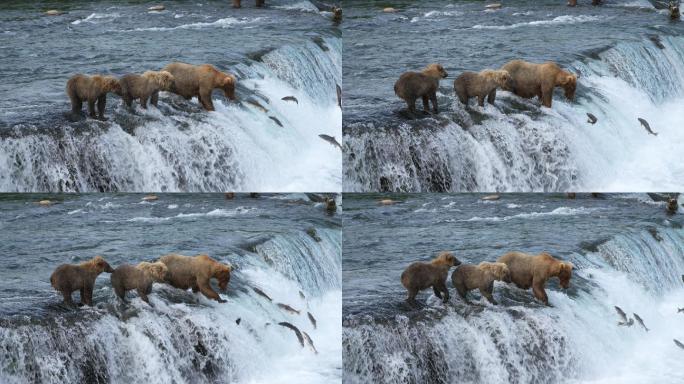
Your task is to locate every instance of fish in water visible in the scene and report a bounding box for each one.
[633,313,649,332]
[252,287,272,301]
[278,322,304,347]
[302,331,318,354]
[675,339,684,350]
[615,306,628,323]
[318,134,342,149]
[269,116,283,127]
[277,303,301,315]
[246,99,268,113]
[307,311,317,329]
[679,308,684,313]
[235,318,241,325]
[481,194,500,201]
[281,96,298,104]
[586,113,597,124]
[336,84,342,107]
[618,318,634,327]
[299,290,306,300]
[638,118,658,136]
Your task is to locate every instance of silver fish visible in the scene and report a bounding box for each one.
[252,287,272,302]
[246,99,268,113]
[281,96,299,104]
[302,331,318,354]
[277,303,301,315]
[308,311,317,329]
[615,306,628,322]
[675,339,684,350]
[633,313,649,332]
[638,117,658,136]
[279,322,304,347]
[269,116,283,127]
[336,84,342,107]
[319,134,342,149]
[586,113,597,124]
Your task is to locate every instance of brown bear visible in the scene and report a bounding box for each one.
[50,255,115,306]
[394,63,448,115]
[119,70,175,109]
[451,262,511,305]
[454,69,511,107]
[500,60,576,108]
[497,251,573,306]
[66,74,122,120]
[232,0,264,8]
[159,253,232,303]
[400,251,461,304]
[110,261,169,306]
[162,62,237,111]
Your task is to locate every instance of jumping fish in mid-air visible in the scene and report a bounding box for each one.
[675,339,684,350]
[252,287,273,301]
[615,306,628,323]
[269,116,283,127]
[678,307,684,313]
[279,322,304,347]
[638,118,658,136]
[281,96,299,104]
[277,303,301,315]
[319,134,342,149]
[246,99,268,113]
[307,311,317,329]
[586,113,597,124]
[633,313,649,332]
[336,84,342,107]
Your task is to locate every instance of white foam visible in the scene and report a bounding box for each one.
[463,206,600,221]
[473,15,603,30]
[71,12,120,25]
[129,16,263,32]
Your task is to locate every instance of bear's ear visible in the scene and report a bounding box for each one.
[223,75,236,87]
[561,262,574,272]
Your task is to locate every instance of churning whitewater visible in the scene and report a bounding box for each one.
[343,0,684,192]
[0,1,341,192]
[342,194,684,384]
[0,194,342,384]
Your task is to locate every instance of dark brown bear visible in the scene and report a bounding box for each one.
[400,251,460,304]
[233,0,264,8]
[66,74,122,120]
[501,60,577,108]
[454,69,511,107]
[119,70,175,109]
[451,262,511,305]
[110,262,169,305]
[50,255,114,306]
[497,251,573,306]
[394,63,448,114]
[162,62,237,111]
[159,254,232,303]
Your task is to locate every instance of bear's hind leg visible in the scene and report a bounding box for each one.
[140,95,148,109]
[151,91,159,107]
[422,95,430,114]
[477,95,485,107]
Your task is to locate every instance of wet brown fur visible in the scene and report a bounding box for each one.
[232,0,265,8]
[159,253,232,303]
[65,74,122,119]
[110,261,169,305]
[497,251,573,305]
[451,262,511,304]
[400,251,461,303]
[50,255,114,306]
[162,62,237,111]
[394,63,448,114]
[501,60,576,108]
[119,70,175,109]
[454,69,511,107]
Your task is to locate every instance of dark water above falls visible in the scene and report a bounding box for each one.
[0,1,341,192]
[342,193,684,384]
[0,193,341,383]
[342,0,684,192]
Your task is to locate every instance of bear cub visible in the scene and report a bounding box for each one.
[451,262,511,305]
[400,251,460,304]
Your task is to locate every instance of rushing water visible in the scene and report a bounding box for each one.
[342,193,684,383]
[0,1,341,192]
[0,193,341,383]
[342,0,684,192]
